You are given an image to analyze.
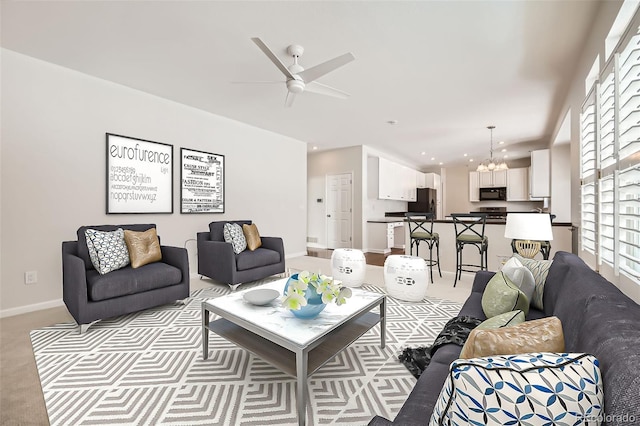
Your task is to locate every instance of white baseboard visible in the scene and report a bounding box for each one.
[306,243,325,249]
[286,251,308,259]
[0,298,65,319]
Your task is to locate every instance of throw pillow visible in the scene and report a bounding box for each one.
[84,228,130,275]
[514,254,553,310]
[459,316,565,359]
[481,271,529,318]
[123,228,162,268]
[223,223,247,254]
[429,352,604,426]
[242,223,262,251]
[475,309,525,330]
[501,256,535,302]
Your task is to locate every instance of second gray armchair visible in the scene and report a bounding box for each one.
[197,220,285,290]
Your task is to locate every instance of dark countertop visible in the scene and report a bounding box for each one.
[367,218,406,223]
[384,212,571,227]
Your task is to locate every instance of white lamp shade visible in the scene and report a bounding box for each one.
[504,213,554,241]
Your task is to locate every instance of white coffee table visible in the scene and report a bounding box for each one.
[201,278,386,426]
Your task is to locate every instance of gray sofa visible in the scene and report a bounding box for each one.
[62,224,190,333]
[369,251,640,425]
[197,220,285,289]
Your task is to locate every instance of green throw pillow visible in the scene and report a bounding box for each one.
[476,310,526,330]
[481,272,529,318]
[514,254,553,310]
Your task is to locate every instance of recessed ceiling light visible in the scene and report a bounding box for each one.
[431,157,435,161]
[439,162,443,165]
[469,159,474,162]
[504,155,509,159]
[387,120,398,125]
[463,153,468,157]
[421,151,426,155]
[499,141,505,145]
[501,148,507,152]
[312,146,318,150]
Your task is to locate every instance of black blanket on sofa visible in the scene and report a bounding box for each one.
[398,315,482,378]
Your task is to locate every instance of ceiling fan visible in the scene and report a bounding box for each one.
[240,37,355,107]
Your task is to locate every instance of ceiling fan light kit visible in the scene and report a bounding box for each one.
[245,37,355,107]
[477,125,508,172]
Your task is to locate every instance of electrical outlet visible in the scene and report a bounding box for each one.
[25,271,37,285]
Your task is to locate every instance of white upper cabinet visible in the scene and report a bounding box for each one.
[530,149,550,198]
[478,170,507,187]
[478,171,493,187]
[469,171,480,202]
[424,172,441,190]
[377,157,396,200]
[376,157,417,201]
[507,168,529,201]
[493,169,507,186]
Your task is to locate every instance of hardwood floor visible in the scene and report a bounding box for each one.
[306,248,405,267]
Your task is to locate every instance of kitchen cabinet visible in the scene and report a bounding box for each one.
[367,221,404,254]
[469,171,480,202]
[402,166,417,201]
[530,149,550,198]
[507,168,529,201]
[478,169,507,187]
[418,172,441,190]
[425,173,441,190]
[377,157,416,201]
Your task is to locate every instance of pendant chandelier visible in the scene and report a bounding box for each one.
[477,125,508,172]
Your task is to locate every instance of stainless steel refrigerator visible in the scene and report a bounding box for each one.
[408,188,437,215]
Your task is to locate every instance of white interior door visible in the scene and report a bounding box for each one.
[327,173,353,249]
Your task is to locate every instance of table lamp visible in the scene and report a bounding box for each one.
[504,213,554,258]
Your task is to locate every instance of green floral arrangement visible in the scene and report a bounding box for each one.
[283,271,353,310]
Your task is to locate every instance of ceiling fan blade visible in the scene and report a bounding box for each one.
[305,81,350,99]
[251,37,295,80]
[230,80,284,84]
[285,91,296,108]
[298,52,355,83]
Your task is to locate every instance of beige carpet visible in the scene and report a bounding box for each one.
[0,256,473,426]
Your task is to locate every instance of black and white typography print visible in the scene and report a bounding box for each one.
[106,133,174,214]
[180,148,224,214]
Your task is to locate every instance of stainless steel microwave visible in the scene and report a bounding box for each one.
[479,187,507,201]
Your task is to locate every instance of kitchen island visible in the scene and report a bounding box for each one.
[402,218,573,273]
[366,218,406,254]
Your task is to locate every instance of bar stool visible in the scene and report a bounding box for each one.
[405,212,441,283]
[451,213,488,287]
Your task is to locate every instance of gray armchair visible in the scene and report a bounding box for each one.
[62,224,190,333]
[197,220,285,290]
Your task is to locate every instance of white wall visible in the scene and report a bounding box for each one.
[0,49,308,316]
[307,146,363,249]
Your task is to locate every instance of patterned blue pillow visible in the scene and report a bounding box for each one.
[84,228,130,275]
[429,352,603,426]
[223,223,247,254]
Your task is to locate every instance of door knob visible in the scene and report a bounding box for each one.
[327,214,331,217]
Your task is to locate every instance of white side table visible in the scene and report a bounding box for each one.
[331,248,366,288]
[383,255,428,302]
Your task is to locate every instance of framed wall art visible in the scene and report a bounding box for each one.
[180,148,225,214]
[106,133,174,214]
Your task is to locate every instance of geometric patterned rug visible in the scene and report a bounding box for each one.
[30,282,462,425]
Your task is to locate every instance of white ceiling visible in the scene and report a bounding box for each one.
[1,1,601,169]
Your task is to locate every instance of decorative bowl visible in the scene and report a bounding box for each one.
[243,288,280,306]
